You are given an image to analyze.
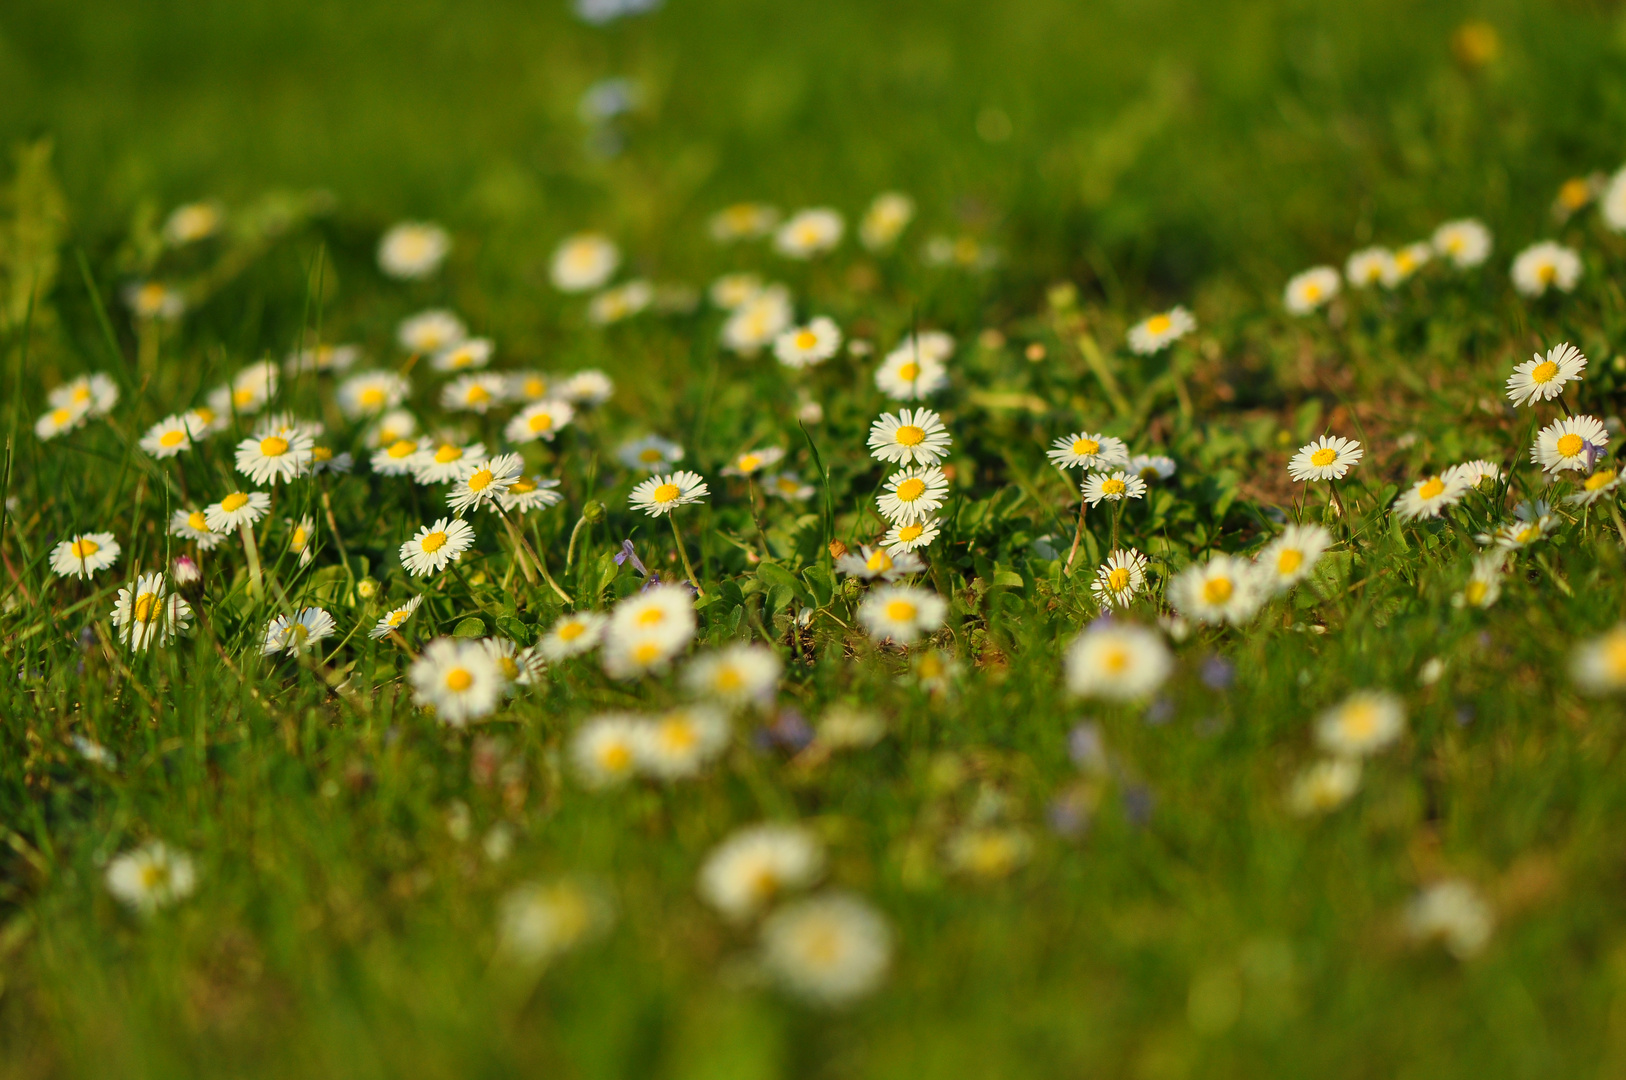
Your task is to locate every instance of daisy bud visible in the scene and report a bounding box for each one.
[171,555,201,586]
[356,577,379,600]
[828,540,849,560]
[583,500,607,524]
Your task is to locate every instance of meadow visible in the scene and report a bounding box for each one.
[7,1,1626,1077]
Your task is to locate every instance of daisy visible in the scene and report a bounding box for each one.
[858,191,915,250]
[482,637,544,688]
[877,465,949,523]
[441,373,506,414]
[1443,460,1501,489]
[1432,218,1492,268]
[338,371,411,418]
[106,841,197,915]
[49,374,119,417]
[1567,465,1623,507]
[1127,306,1196,356]
[882,517,941,554]
[558,369,615,405]
[1089,549,1148,610]
[764,471,816,501]
[1506,342,1586,407]
[447,453,524,515]
[1453,553,1504,610]
[204,490,271,534]
[1047,432,1130,471]
[603,585,697,678]
[430,338,493,373]
[1130,454,1177,482]
[234,427,313,486]
[1572,625,1626,695]
[1532,415,1608,474]
[139,415,193,458]
[1288,758,1362,816]
[35,403,89,440]
[284,343,360,375]
[1283,266,1340,314]
[760,894,892,1006]
[262,607,337,655]
[123,281,185,321]
[50,533,120,580]
[587,280,653,324]
[370,595,424,640]
[874,343,948,401]
[1511,241,1582,297]
[721,287,794,355]
[377,221,449,279]
[1287,435,1363,482]
[857,585,946,645]
[773,208,844,258]
[366,410,417,449]
[1169,555,1267,625]
[287,516,316,566]
[309,446,352,475]
[618,435,685,471]
[170,508,226,551]
[549,232,620,292]
[411,441,486,485]
[1344,247,1394,288]
[571,713,642,788]
[1064,621,1172,699]
[497,475,564,514]
[683,645,782,711]
[722,447,786,478]
[633,705,731,779]
[504,370,552,403]
[629,470,708,517]
[539,611,609,661]
[1081,470,1147,507]
[401,517,475,576]
[111,572,192,653]
[182,405,227,439]
[698,824,824,921]
[208,361,279,416]
[410,637,504,726]
[709,272,764,308]
[773,317,843,369]
[1406,881,1494,960]
[945,827,1032,879]
[396,309,467,354]
[1393,473,1471,521]
[837,545,925,582]
[1480,504,1553,549]
[496,879,613,966]
[816,706,886,750]
[505,399,575,445]
[162,202,222,245]
[868,408,952,466]
[1314,690,1405,757]
[371,437,431,476]
[1256,524,1332,592]
[708,203,779,243]
[1382,242,1432,286]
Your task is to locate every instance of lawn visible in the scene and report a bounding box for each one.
[5,1,1626,1077]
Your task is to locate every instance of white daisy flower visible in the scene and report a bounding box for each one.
[1393,473,1471,521]
[837,545,925,582]
[617,435,685,472]
[338,371,412,419]
[410,637,504,726]
[1081,470,1147,507]
[49,373,119,417]
[633,705,731,779]
[496,879,614,967]
[162,202,222,246]
[284,343,360,375]
[208,361,279,416]
[699,823,824,921]
[603,585,697,678]
[504,370,553,403]
[430,337,493,373]
[204,490,272,534]
[378,221,450,279]
[234,428,313,486]
[1443,459,1501,489]
[505,399,576,444]
[35,402,89,440]
[396,309,468,354]
[868,408,951,466]
[859,191,915,250]
[1287,435,1363,482]
[681,644,781,710]
[400,517,475,577]
[1090,549,1148,610]
[1129,453,1177,481]
[1572,625,1626,695]
[571,713,642,788]
[1452,552,1504,610]
[309,446,352,475]
[1283,266,1341,314]
[874,342,948,401]
[1566,465,1623,507]
[1406,881,1494,960]
[1256,524,1332,592]
[1511,241,1582,297]
[1604,167,1626,232]
[1532,414,1608,474]
[1127,306,1196,355]
[1431,219,1492,268]
[881,517,941,554]
[708,272,764,309]
[447,453,524,515]
[557,368,614,405]
[877,465,949,524]
[1047,432,1130,471]
[366,409,418,448]
[550,233,620,293]
[287,516,316,566]
[123,281,185,321]
[181,405,227,439]
[760,893,892,1006]
[721,447,786,478]
[262,607,337,655]
[106,841,197,915]
[169,507,226,551]
[371,436,431,476]
[856,585,946,645]
[1288,758,1362,816]
[629,470,708,517]
[1344,247,1394,288]
[587,280,654,324]
[481,636,544,689]
[497,475,564,514]
[764,471,816,501]
[139,415,193,458]
[539,611,609,661]
[1169,555,1267,625]
[440,373,506,414]
[709,203,779,243]
[1382,242,1432,286]
[1064,621,1171,700]
[774,208,844,258]
[1505,342,1586,407]
[721,286,794,355]
[370,595,423,640]
[50,532,120,579]
[773,317,843,369]
[411,441,487,485]
[111,572,192,653]
[1315,690,1405,757]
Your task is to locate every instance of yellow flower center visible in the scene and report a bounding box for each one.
[387,440,417,459]
[600,742,632,771]
[1101,647,1130,673]
[866,550,893,572]
[291,527,308,549]
[1586,469,1618,491]
[138,863,166,889]
[70,386,92,403]
[736,454,762,472]
[71,538,100,558]
[522,377,546,397]
[50,408,71,425]
[388,609,410,627]
[636,608,666,627]
[1557,433,1585,457]
[511,478,536,494]
[139,284,165,308]
[132,592,159,623]
[897,524,925,542]
[420,531,448,553]
[1418,477,1446,500]
[1277,549,1303,575]
[1464,581,1488,605]
[499,657,519,679]
[558,621,586,642]
[233,387,256,406]
[1560,177,1591,209]
[1107,566,1131,591]
[260,436,289,456]
[634,641,662,664]
[1202,576,1234,605]
[1341,704,1377,739]
[1605,635,1626,677]
[1515,525,1541,544]
[1101,478,1126,496]
[1310,447,1337,467]
[468,468,494,492]
[445,668,473,692]
[1302,283,1322,302]
[193,408,215,426]
[160,430,186,448]
[220,492,250,513]
[466,385,491,404]
[897,361,920,381]
[434,444,463,464]
[1530,360,1560,384]
[639,448,665,464]
[895,478,927,502]
[894,425,926,447]
[885,599,917,622]
[1072,438,1100,456]
[794,330,818,350]
[1538,263,1556,285]
[312,446,332,462]
[359,388,386,408]
[1145,314,1172,335]
[188,511,209,531]
[528,412,555,432]
[715,667,745,691]
[652,482,682,503]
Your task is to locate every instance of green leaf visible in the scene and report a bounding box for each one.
[494,615,534,645]
[453,616,486,638]
[992,570,1025,590]
[757,562,812,607]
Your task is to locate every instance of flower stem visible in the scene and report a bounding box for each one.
[1064,494,1089,575]
[504,510,571,606]
[669,511,704,595]
[240,521,263,599]
[565,513,589,570]
[747,476,774,558]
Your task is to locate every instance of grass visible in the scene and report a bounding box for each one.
[6,1,1626,1076]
